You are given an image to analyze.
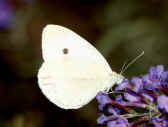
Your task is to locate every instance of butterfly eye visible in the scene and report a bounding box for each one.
[63,48,69,54]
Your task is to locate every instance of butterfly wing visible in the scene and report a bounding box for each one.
[38,25,123,109]
[42,25,112,74]
[38,58,117,109]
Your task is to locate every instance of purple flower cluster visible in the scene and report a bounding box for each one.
[96,65,168,127]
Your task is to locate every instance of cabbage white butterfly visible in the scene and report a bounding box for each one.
[38,25,124,109]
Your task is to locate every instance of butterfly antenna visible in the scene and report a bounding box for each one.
[120,61,128,75]
[120,51,144,74]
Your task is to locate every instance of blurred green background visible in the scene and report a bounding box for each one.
[0,0,168,127]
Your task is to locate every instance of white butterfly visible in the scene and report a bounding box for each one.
[37,25,124,109]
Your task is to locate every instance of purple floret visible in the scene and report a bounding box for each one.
[115,79,131,91]
[96,92,112,110]
[157,95,168,113]
[131,77,143,93]
[97,114,108,124]
[124,91,141,102]
[152,118,167,127]
[107,117,130,127]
